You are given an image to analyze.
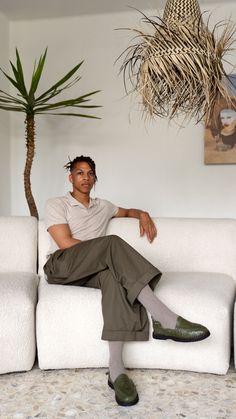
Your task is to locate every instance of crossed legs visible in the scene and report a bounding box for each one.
[44,234,210,406]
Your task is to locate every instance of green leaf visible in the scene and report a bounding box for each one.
[8,61,28,100]
[0,48,101,121]
[34,77,82,105]
[0,68,22,92]
[72,105,102,108]
[36,61,84,101]
[15,49,28,98]
[34,90,101,112]
[0,97,23,105]
[35,97,86,110]
[10,61,19,82]
[72,90,101,102]
[29,48,48,100]
[0,105,25,112]
[36,111,101,119]
[0,90,27,106]
[34,79,81,105]
[35,100,95,112]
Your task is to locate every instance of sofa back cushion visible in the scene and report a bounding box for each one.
[0,216,37,273]
[38,217,236,280]
[38,219,51,275]
[107,218,236,281]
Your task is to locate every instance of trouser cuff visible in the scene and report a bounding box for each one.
[127,270,162,305]
[102,329,149,341]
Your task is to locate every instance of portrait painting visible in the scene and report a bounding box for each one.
[204,75,236,164]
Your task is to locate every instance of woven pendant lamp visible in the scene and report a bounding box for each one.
[119,0,236,123]
[163,0,202,24]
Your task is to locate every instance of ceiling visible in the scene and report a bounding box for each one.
[0,0,223,21]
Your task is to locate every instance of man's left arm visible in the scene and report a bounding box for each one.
[114,207,157,243]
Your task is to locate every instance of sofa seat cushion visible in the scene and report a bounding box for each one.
[36,271,235,374]
[37,277,106,370]
[233,301,236,369]
[0,272,39,374]
[125,272,236,374]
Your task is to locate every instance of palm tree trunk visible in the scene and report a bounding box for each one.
[24,114,39,219]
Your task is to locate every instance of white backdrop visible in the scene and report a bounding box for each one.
[0,12,10,215]
[5,2,236,218]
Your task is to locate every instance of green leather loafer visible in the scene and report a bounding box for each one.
[108,373,139,406]
[152,316,210,342]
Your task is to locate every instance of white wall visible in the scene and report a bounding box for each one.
[0,12,10,215]
[9,2,236,218]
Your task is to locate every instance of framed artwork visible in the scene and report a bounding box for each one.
[204,75,236,164]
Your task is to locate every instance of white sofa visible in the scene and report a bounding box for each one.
[0,216,38,374]
[37,217,236,375]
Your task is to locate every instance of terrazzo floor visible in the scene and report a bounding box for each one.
[1,360,236,419]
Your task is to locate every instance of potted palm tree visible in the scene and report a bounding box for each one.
[0,48,100,219]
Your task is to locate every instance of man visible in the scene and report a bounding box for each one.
[44,155,210,407]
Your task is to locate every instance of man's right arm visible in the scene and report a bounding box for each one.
[48,224,81,250]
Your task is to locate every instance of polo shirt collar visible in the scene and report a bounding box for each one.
[66,192,96,208]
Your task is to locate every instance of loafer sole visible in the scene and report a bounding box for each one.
[152,330,210,342]
[108,379,139,407]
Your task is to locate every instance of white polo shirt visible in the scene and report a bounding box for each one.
[45,192,119,254]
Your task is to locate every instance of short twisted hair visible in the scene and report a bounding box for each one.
[64,156,97,181]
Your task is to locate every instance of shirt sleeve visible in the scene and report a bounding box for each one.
[44,198,68,230]
[104,199,119,218]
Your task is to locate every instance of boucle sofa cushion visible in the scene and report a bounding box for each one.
[125,272,235,374]
[37,217,236,374]
[107,218,236,280]
[0,272,39,374]
[233,302,236,369]
[38,217,236,279]
[0,216,37,273]
[36,272,235,374]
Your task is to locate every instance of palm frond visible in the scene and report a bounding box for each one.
[29,48,47,100]
[0,48,101,119]
[0,68,22,92]
[15,49,28,98]
[36,112,101,119]
[0,105,25,112]
[36,61,84,102]
[34,90,101,112]
[0,90,27,106]
[0,97,25,106]
[71,105,102,108]
[34,76,82,106]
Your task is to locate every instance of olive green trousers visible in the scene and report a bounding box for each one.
[44,235,162,341]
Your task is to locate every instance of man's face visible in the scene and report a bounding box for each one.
[69,161,96,194]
